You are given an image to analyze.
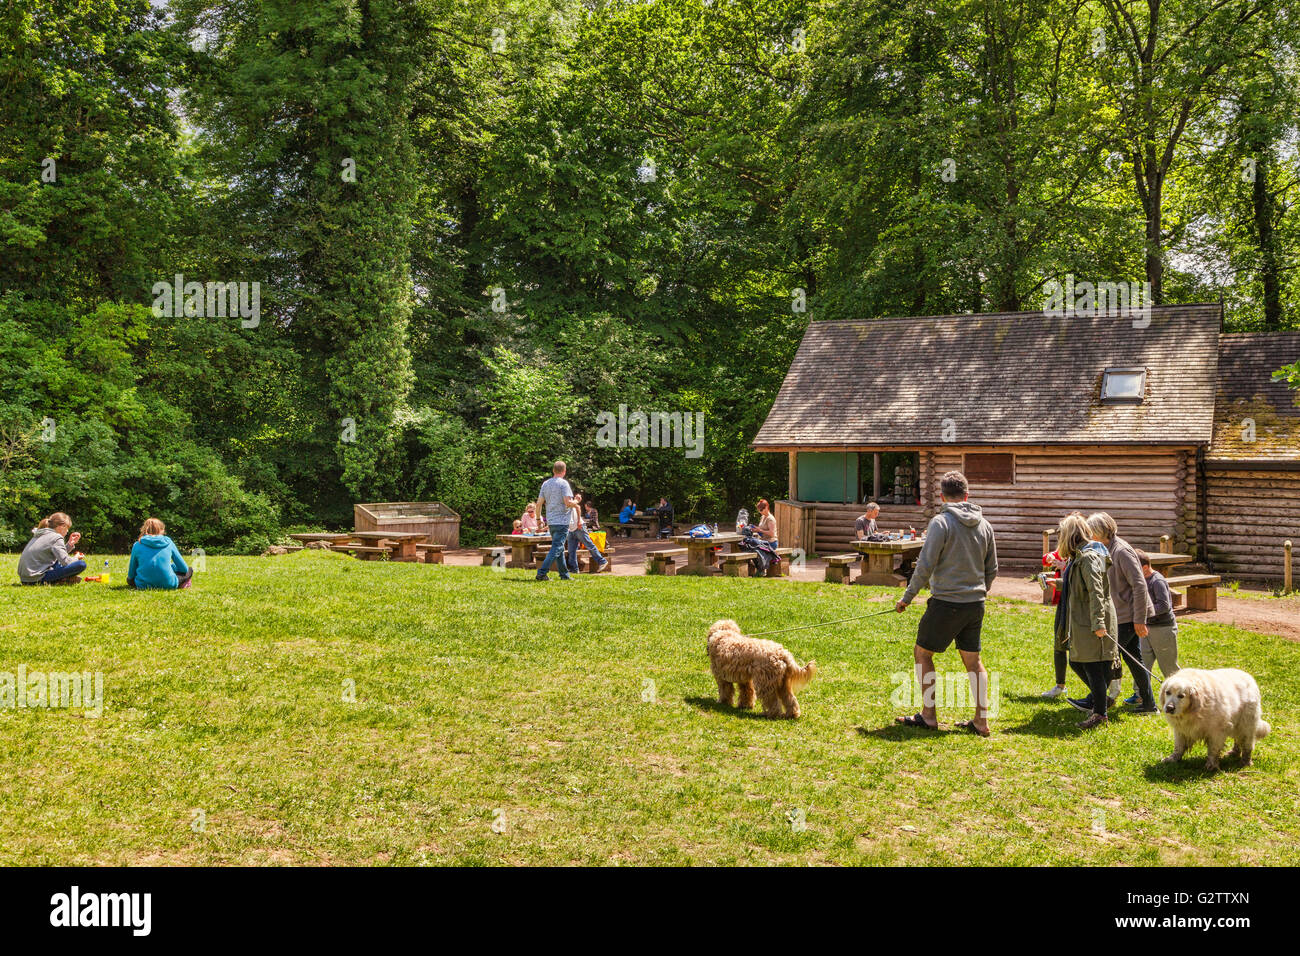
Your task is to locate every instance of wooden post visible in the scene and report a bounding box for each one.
[873,452,882,502]
[1042,529,1052,556]
[788,452,798,501]
[1160,534,1172,554]
[1286,540,1293,594]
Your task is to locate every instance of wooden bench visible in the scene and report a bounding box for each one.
[334,544,393,561]
[577,548,613,573]
[766,547,796,578]
[824,553,858,584]
[646,547,687,575]
[415,543,445,564]
[1167,573,1221,611]
[479,546,508,567]
[720,552,758,577]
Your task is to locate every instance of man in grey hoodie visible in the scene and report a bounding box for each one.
[894,471,998,736]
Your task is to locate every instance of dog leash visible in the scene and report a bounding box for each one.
[742,607,899,639]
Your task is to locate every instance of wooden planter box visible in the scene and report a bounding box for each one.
[354,501,461,548]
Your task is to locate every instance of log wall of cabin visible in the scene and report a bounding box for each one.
[927,446,1193,566]
[785,445,1195,564]
[1205,467,1300,582]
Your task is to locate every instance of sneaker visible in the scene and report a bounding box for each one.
[597,560,610,572]
[1041,684,1067,699]
[1067,696,1093,713]
[535,574,549,581]
[1124,693,1140,706]
[1107,679,1122,699]
[1077,713,1108,730]
[1129,701,1158,714]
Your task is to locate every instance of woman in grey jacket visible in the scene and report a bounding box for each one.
[17,512,87,585]
[1053,513,1119,729]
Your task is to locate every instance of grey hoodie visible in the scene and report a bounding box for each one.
[17,527,76,584]
[901,501,998,605]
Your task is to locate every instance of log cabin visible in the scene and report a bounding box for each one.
[752,303,1300,583]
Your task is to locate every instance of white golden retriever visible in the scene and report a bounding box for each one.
[1160,668,1270,770]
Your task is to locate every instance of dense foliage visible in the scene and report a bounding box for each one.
[3,0,1298,549]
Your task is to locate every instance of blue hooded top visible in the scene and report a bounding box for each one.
[127,535,190,589]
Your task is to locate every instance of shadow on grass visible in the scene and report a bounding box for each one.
[856,723,946,742]
[1141,754,1251,782]
[684,695,782,720]
[998,706,1095,739]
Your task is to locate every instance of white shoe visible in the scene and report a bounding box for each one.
[1107,679,1122,699]
[1041,684,1067,698]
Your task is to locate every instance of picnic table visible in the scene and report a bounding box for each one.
[852,537,926,586]
[670,531,743,576]
[497,533,552,570]
[1146,552,1193,572]
[287,532,355,546]
[350,530,427,562]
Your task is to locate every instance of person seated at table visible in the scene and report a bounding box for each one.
[855,502,881,539]
[127,517,192,590]
[17,512,86,585]
[648,496,674,529]
[615,499,636,536]
[520,503,541,533]
[583,500,600,530]
[565,494,608,573]
[753,499,778,547]
[512,519,523,533]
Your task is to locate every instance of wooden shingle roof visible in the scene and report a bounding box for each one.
[1209,331,1300,462]
[752,304,1223,448]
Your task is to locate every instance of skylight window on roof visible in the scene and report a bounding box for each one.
[1101,367,1146,403]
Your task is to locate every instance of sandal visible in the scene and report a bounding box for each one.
[956,720,991,738]
[895,712,938,729]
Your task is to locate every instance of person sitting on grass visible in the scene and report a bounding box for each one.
[17,512,86,586]
[127,518,192,590]
[1135,549,1180,680]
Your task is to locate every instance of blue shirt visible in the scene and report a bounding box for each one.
[538,477,573,527]
[619,505,635,523]
[127,534,190,589]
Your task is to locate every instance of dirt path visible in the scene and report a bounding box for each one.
[442,541,1300,641]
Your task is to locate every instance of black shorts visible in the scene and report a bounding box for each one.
[916,598,985,654]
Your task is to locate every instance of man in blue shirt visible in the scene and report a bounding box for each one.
[534,460,578,581]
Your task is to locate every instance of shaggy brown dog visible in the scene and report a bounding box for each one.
[707,619,817,718]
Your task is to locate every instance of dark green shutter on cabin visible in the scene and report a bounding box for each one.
[796,452,858,503]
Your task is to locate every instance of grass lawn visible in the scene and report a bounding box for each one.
[3,550,1297,866]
